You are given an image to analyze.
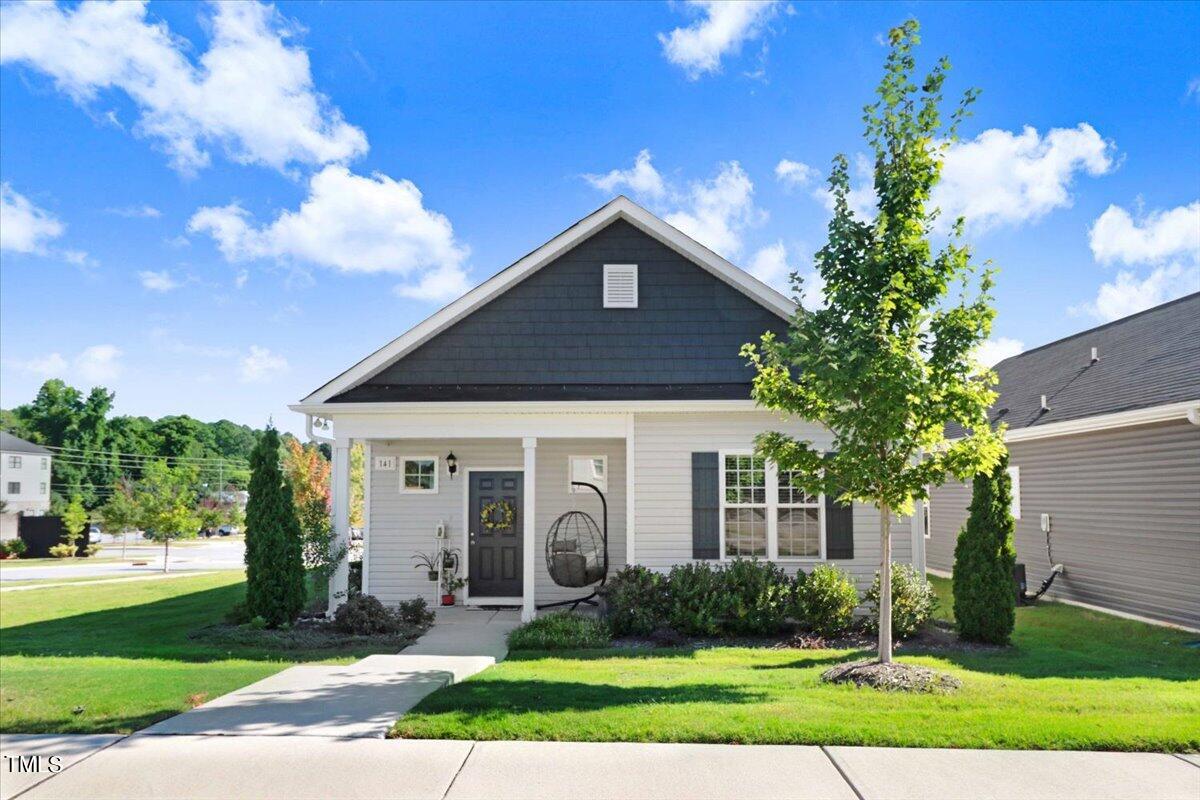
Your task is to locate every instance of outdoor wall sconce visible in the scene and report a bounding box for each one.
[446,452,458,478]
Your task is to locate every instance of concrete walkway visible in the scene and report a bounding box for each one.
[3,736,1196,800]
[139,606,519,739]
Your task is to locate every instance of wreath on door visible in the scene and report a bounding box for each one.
[480,499,515,531]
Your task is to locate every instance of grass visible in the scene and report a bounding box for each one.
[0,571,402,734]
[393,577,1200,751]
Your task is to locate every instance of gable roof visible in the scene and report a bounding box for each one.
[958,292,1200,436]
[302,196,797,404]
[0,431,52,455]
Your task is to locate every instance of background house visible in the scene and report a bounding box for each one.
[0,431,53,540]
[927,292,1200,630]
[293,198,924,619]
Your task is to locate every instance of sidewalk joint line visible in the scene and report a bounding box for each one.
[820,746,865,800]
[1173,753,1200,770]
[9,735,127,800]
[441,740,477,799]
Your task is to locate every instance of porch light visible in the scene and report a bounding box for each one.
[446,452,458,477]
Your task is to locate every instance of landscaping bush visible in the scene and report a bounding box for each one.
[245,426,307,627]
[794,564,858,636]
[719,558,797,635]
[508,612,611,650]
[83,544,102,558]
[332,594,405,635]
[865,562,938,639]
[601,565,668,635]
[0,539,26,558]
[953,454,1017,644]
[396,597,435,628]
[663,562,729,636]
[48,543,75,559]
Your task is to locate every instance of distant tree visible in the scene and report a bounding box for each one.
[953,454,1017,644]
[281,438,343,584]
[349,441,365,528]
[742,20,1004,664]
[245,427,306,626]
[60,495,89,555]
[99,480,140,557]
[135,461,200,573]
[10,380,114,506]
[196,500,225,535]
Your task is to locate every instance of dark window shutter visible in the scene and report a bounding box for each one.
[692,452,720,559]
[824,452,854,560]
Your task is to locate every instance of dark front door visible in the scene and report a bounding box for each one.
[468,471,523,597]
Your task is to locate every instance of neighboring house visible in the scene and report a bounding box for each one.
[927,292,1200,630]
[0,431,53,540]
[293,197,924,619]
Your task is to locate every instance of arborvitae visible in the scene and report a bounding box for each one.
[245,426,306,626]
[953,453,1017,644]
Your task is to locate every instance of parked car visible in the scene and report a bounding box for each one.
[218,525,240,536]
[88,524,103,544]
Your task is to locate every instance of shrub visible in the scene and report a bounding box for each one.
[48,543,76,559]
[953,454,1017,644]
[396,597,435,629]
[225,601,253,625]
[333,594,404,635]
[508,612,610,650]
[794,564,859,636]
[865,562,938,639]
[601,565,668,636]
[245,426,307,627]
[720,558,797,635]
[664,562,728,636]
[349,560,363,597]
[83,544,102,558]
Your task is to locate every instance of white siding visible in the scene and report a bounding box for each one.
[632,411,913,593]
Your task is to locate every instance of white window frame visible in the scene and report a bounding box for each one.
[1007,465,1021,520]
[8,455,21,469]
[399,456,439,494]
[41,457,48,470]
[568,455,607,494]
[40,482,47,495]
[718,451,826,562]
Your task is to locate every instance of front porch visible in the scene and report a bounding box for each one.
[324,414,635,621]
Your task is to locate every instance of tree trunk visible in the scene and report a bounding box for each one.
[163,537,170,574]
[878,503,893,663]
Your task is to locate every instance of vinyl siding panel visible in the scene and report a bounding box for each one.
[366,438,625,607]
[632,411,913,594]
[927,419,1200,629]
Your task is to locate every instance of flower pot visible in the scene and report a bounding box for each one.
[427,570,438,581]
[441,594,455,606]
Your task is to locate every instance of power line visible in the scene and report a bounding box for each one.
[42,444,250,466]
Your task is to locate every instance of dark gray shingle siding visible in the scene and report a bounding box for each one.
[334,220,789,401]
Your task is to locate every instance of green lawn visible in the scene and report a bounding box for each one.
[0,571,388,734]
[394,578,1200,752]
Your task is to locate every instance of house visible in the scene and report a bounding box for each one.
[292,197,924,620]
[927,292,1200,630]
[0,431,53,540]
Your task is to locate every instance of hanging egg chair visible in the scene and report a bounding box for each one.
[539,481,609,609]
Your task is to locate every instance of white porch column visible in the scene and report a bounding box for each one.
[522,437,537,622]
[625,414,636,566]
[328,439,352,616]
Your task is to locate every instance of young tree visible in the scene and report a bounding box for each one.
[281,438,343,583]
[743,20,1004,665]
[135,461,200,572]
[953,454,1017,644]
[99,480,139,558]
[60,494,88,556]
[245,427,306,627]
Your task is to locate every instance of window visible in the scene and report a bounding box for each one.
[6,482,19,495]
[1007,466,1021,519]
[400,457,438,493]
[569,455,607,493]
[41,457,49,470]
[603,264,638,308]
[40,482,47,495]
[721,454,824,560]
[7,455,21,469]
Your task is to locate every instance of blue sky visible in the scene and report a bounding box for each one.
[2,0,1198,434]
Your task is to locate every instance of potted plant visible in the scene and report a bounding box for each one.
[412,551,439,582]
[441,576,465,606]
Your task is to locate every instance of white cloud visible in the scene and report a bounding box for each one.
[60,248,94,267]
[583,149,666,199]
[107,204,161,218]
[658,0,781,79]
[138,270,180,292]
[0,182,64,253]
[75,344,123,382]
[1088,202,1200,266]
[150,328,236,359]
[774,159,818,190]
[1188,77,1200,101]
[235,269,249,289]
[239,345,289,383]
[747,241,824,310]
[0,0,368,175]
[13,352,68,377]
[815,125,1115,232]
[188,165,472,302]
[974,337,1025,367]
[665,161,765,258]
[1072,264,1199,322]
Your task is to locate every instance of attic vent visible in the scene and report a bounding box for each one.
[603,264,638,308]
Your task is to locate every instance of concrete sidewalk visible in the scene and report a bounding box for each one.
[3,735,1196,800]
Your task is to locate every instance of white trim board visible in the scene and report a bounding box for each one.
[1003,400,1199,442]
[301,196,797,404]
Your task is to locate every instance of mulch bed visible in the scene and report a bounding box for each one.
[189,618,423,651]
[821,658,963,693]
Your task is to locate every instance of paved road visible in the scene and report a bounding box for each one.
[0,540,244,582]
